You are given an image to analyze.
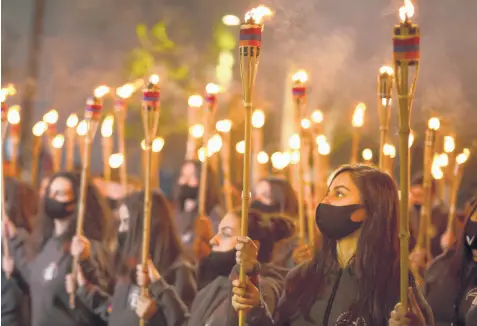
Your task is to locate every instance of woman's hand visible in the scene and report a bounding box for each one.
[389,287,426,326]
[135,295,157,320]
[235,236,258,274]
[2,215,16,239]
[231,277,261,312]
[409,247,427,269]
[293,243,312,265]
[2,255,14,278]
[65,266,87,294]
[136,259,161,287]
[70,236,91,261]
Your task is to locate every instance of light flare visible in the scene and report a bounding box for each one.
[152,137,165,152]
[289,133,300,150]
[66,114,79,128]
[216,120,232,133]
[208,134,223,154]
[43,109,59,125]
[7,106,21,124]
[301,118,311,130]
[292,70,308,83]
[206,83,221,95]
[149,75,160,85]
[94,85,110,98]
[32,121,47,136]
[352,103,366,127]
[379,66,394,75]
[189,124,205,138]
[437,153,449,167]
[252,109,265,128]
[52,134,65,149]
[443,136,455,153]
[236,140,245,154]
[257,151,269,164]
[101,115,114,137]
[188,95,204,108]
[428,117,440,130]
[76,120,88,136]
[109,153,124,169]
[311,110,323,124]
[362,148,373,161]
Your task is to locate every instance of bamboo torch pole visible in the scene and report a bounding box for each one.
[350,103,366,165]
[393,0,420,310]
[301,117,316,252]
[151,137,165,189]
[51,134,65,172]
[238,6,271,325]
[7,106,21,177]
[187,95,204,160]
[378,66,394,169]
[101,115,114,184]
[65,114,79,171]
[252,109,265,186]
[32,121,47,187]
[139,75,161,326]
[70,85,108,308]
[310,110,323,205]
[76,120,87,165]
[1,99,10,259]
[442,135,456,203]
[216,119,234,211]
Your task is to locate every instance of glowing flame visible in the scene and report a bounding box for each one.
[463,148,470,157]
[282,152,291,166]
[198,146,214,162]
[66,114,79,128]
[399,0,415,22]
[141,140,147,150]
[301,118,311,130]
[43,109,59,125]
[311,110,324,124]
[409,131,415,148]
[289,133,300,150]
[292,70,308,83]
[206,83,221,95]
[7,106,21,124]
[101,115,114,137]
[208,134,223,154]
[252,109,265,128]
[444,136,455,153]
[362,148,373,161]
[189,124,204,138]
[244,5,272,24]
[32,121,47,136]
[437,153,449,167]
[52,134,65,149]
[318,140,331,156]
[379,66,394,75]
[352,103,366,127]
[222,15,240,26]
[456,150,470,165]
[76,120,88,136]
[216,119,232,133]
[257,151,269,164]
[316,135,327,147]
[389,145,396,158]
[236,140,245,154]
[116,83,135,99]
[188,95,204,107]
[428,117,440,130]
[432,157,444,180]
[109,153,124,169]
[149,75,160,85]
[290,151,300,164]
[94,85,110,98]
[383,143,393,156]
[152,137,165,152]
[1,84,16,98]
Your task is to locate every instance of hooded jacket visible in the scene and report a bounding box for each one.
[467,305,477,325]
[1,269,30,326]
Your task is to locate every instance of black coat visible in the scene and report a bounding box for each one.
[1,270,30,326]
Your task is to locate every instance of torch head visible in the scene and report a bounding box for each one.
[84,96,103,138]
[1,101,7,123]
[205,83,220,110]
[292,70,308,103]
[142,75,161,144]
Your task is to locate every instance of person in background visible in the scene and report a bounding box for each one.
[69,190,196,326]
[2,177,39,326]
[228,164,434,326]
[173,160,224,261]
[2,171,112,326]
[421,197,477,326]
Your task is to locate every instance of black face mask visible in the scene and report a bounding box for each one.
[201,249,237,277]
[465,220,477,250]
[250,200,281,214]
[315,203,364,240]
[413,204,422,212]
[44,197,75,220]
[117,232,128,250]
[178,185,199,210]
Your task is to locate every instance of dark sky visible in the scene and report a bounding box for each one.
[2,0,477,196]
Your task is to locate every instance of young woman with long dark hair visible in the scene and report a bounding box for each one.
[2,177,38,326]
[2,171,112,326]
[70,190,196,326]
[228,164,434,325]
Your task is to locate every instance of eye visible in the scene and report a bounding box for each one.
[336,190,345,198]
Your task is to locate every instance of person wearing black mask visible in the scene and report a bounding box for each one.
[2,177,39,326]
[228,164,434,326]
[174,160,223,261]
[2,171,112,326]
[421,198,477,326]
[68,190,196,326]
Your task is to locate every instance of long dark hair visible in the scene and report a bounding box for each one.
[231,208,295,263]
[29,171,111,256]
[4,176,38,232]
[259,177,299,218]
[283,164,400,324]
[118,190,185,277]
[173,160,221,214]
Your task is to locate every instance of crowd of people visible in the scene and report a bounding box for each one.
[1,161,476,326]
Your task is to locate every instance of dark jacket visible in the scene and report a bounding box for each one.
[1,269,30,326]
[77,258,196,325]
[467,305,477,325]
[229,263,434,326]
[8,229,111,326]
[424,250,477,326]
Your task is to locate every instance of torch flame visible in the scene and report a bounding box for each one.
[244,5,272,24]
[66,114,79,128]
[316,135,327,147]
[379,66,394,75]
[252,109,265,128]
[352,103,366,127]
[292,70,308,83]
[290,151,300,164]
[1,84,16,99]
[116,83,135,99]
[456,150,470,165]
[149,75,160,85]
[52,134,65,149]
[188,95,204,108]
[318,141,331,156]
[311,110,324,124]
[109,153,124,169]
[32,121,47,136]
[101,115,114,137]
[7,106,21,124]
[301,118,311,130]
[289,133,300,150]
[189,124,204,138]
[236,140,245,154]
[152,137,165,153]
[208,134,223,154]
[94,85,110,98]
[443,136,455,153]
[206,83,221,95]
[431,157,444,180]
[257,151,269,164]
[399,0,415,22]
[216,119,232,133]
[428,117,440,131]
[409,131,415,148]
[437,153,449,167]
[76,120,88,136]
[362,148,373,161]
[43,109,59,125]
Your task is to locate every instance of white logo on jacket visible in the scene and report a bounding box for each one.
[336,311,367,326]
[128,286,140,310]
[43,263,58,281]
[466,288,477,306]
